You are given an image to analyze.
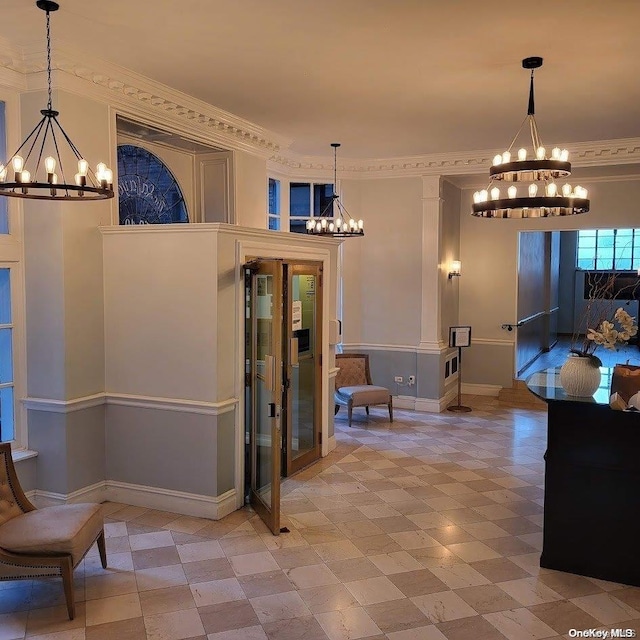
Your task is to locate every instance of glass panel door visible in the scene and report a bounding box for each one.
[247,260,282,534]
[285,263,322,475]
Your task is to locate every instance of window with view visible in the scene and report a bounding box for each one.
[0,269,14,442]
[577,229,640,271]
[290,182,333,234]
[268,178,280,230]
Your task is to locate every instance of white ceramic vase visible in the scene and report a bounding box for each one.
[559,354,602,397]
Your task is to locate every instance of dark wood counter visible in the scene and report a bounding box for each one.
[527,367,640,587]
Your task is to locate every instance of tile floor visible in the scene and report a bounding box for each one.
[2,396,640,640]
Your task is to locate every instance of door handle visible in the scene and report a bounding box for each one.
[268,403,282,433]
[264,354,275,391]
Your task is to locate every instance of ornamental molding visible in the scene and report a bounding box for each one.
[268,138,640,179]
[2,38,639,174]
[0,39,292,158]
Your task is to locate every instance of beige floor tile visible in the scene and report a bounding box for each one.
[249,591,311,625]
[175,539,224,563]
[129,531,175,551]
[454,584,521,614]
[298,584,359,614]
[483,607,556,640]
[571,593,640,625]
[429,563,490,589]
[85,593,141,627]
[198,600,260,635]
[143,608,205,640]
[206,624,267,640]
[365,598,429,633]
[190,577,245,607]
[238,570,295,599]
[315,606,381,640]
[528,600,602,635]
[85,572,138,601]
[28,629,86,640]
[182,557,234,583]
[410,590,477,623]
[229,552,280,576]
[497,577,564,607]
[285,564,339,589]
[219,535,269,558]
[386,625,448,640]
[85,616,147,640]
[139,585,196,616]
[262,615,329,640]
[162,516,208,534]
[389,530,440,550]
[135,564,187,592]
[435,614,510,640]
[312,540,364,563]
[368,551,424,575]
[446,541,501,563]
[344,576,405,606]
[26,604,86,637]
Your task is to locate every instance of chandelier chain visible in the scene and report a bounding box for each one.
[46,9,52,110]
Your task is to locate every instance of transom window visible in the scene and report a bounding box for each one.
[290,182,333,234]
[577,229,640,271]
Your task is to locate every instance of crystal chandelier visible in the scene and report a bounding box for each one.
[0,1,114,201]
[472,57,589,219]
[306,143,363,237]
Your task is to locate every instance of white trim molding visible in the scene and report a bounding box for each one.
[28,481,237,520]
[461,383,502,397]
[394,388,457,413]
[22,393,239,416]
[342,342,448,355]
[471,338,515,347]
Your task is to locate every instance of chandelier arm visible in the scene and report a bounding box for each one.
[47,123,69,195]
[20,117,49,170]
[505,114,529,154]
[51,116,83,161]
[10,115,48,162]
[33,117,54,181]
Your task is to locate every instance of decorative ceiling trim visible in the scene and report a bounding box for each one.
[0,39,292,158]
[268,139,640,179]
[2,38,639,175]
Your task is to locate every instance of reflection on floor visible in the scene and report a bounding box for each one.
[519,335,640,379]
[2,398,640,639]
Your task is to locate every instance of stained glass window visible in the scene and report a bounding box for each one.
[117,145,189,225]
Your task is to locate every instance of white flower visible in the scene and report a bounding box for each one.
[586,307,638,353]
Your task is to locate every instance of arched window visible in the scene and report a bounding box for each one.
[117,144,189,225]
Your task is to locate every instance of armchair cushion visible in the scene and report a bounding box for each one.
[336,385,391,407]
[0,503,103,565]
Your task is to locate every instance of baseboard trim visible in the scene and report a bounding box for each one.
[393,389,457,413]
[461,383,502,397]
[28,481,237,520]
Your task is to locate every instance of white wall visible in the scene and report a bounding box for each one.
[235,151,268,229]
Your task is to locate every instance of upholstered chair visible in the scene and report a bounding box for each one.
[335,353,393,427]
[0,443,107,619]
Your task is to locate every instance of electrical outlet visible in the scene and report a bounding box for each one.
[408,375,416,385]
[394,376,403,383]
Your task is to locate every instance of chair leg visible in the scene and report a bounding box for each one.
[365,406,369,415]
[348,402,353,428]
[61,556,75,620]
[388,399,393,423]
[334,404,340,416]
[97,530,108,569]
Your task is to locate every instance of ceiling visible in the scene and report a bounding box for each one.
[2,0,639,158]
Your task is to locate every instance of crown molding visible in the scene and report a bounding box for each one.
[268,138,640,179]
[2,38,639,175]
[0,40,292,158]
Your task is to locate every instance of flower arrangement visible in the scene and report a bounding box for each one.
[570,272,639,366]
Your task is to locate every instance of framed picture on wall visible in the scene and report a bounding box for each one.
[449,326,472,348]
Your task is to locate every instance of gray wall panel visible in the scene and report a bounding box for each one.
[216,410,235,494]
[14,457,37,493]
[416,352,442,399]
[66,405,106,494]
[106,405,217,496]
[28,410,69,494]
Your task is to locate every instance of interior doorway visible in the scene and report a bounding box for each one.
[244,258,323,534]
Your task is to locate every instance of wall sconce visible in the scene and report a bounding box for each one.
[448,260,461,279]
